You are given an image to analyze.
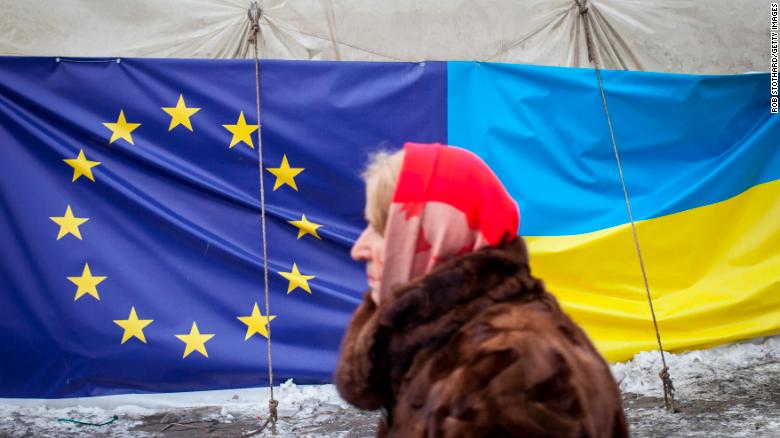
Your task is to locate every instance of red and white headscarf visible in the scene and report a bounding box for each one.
[378,142,520,301]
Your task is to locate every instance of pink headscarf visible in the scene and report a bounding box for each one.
[378,143,520,301]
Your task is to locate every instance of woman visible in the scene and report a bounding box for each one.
[335,143,628,437]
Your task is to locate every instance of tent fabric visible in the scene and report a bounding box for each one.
[0,56,777,398]
[0,0,768,74]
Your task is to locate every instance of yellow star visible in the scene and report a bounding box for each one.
[222,111,258,148]
[63,149,101,182]
[175,322,215,358]
[266,155,304,191]
[237,302,277,340]
[67,263,107,301]
[113,306,153,344]
[103,110,141,145]
[278,263,315,294]
[288,214,322,240]
[50,205,89,240]
[162,94,201,131]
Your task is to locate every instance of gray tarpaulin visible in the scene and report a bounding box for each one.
[0,0,769,74]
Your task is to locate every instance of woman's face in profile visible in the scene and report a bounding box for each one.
[350,223,385,302]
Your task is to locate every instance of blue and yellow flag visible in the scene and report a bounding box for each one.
[0,57,777,398]
[448,62,780,362]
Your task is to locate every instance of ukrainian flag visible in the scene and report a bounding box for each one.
[449,62,780,361]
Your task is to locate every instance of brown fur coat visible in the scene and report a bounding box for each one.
[335,238,629,437]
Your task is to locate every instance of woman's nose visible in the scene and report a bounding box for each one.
[351,228,372,261]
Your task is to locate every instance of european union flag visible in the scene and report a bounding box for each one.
[0,57,446,397]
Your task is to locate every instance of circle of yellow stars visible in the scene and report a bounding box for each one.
[48,93,328,359]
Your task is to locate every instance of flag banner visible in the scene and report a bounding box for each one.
[0,57,777,398]
[448,62,780,361]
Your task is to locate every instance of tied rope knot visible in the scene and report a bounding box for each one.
[573,0,595,63]
[266,398,279,434]
[247,2,262,45]
[659,366,677,412]
[241,399,280,437]
[576,0,589,15]
[268,398,279,420]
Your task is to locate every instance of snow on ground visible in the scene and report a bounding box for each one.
[1,335,778,437]
[612,335,780,398]
[615,335,780,438]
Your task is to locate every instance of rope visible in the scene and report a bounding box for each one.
[57,415,118,426]
[242,399,279,437]
[159,420,220,433]
[247,2,279,435]
[573,0,676,412]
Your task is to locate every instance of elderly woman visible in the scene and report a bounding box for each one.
[335,143,628,437]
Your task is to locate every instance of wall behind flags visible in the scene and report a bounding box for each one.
[0,57,778,398]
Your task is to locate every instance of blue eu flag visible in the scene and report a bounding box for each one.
[0,57,446,398]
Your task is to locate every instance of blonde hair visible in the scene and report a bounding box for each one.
[362,148,405,233]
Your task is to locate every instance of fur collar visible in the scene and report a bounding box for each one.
[375,237,545,390]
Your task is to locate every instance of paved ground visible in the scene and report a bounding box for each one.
[127,359,780,438]
[3,344,778,437]
[620,358,780,438]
